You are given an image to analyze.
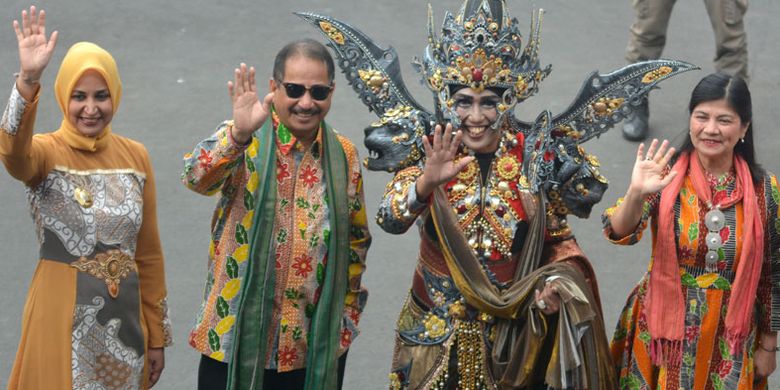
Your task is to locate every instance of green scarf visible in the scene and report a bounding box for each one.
[226,119,350,390]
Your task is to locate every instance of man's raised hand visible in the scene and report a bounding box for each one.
[228,63,273,144]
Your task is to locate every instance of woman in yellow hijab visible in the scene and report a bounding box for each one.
[0,7,171,389]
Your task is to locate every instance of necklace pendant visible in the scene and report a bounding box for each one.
[74,187,93,208]
[705,232,723,249]
[704,209,725,231]
[703,207,725,272]
[705,250,719,272]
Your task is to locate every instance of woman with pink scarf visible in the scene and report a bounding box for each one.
[603,72,779,388]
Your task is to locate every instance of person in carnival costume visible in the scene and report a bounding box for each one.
[0,6,172,389]
[604,72,779,388]
[297,0,694,388]
[183,38,371,390]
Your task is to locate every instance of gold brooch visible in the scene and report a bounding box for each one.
[422,313,447,339]
[72,249,136,298]
[74,187,93,208]
[456,160,478,182]
[496,155,520,181]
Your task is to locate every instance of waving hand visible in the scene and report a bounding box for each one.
[227,63,273,144]
[629,139,677,198]
[13,6,58,100]
[415,124,474,199]
[606,138,677,239]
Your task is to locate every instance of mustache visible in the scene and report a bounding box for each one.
[291,107,321,116]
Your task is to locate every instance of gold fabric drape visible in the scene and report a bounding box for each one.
[430,187,616,389]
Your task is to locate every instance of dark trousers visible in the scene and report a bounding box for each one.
[197,352,348,390]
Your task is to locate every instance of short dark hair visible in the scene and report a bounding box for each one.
[272,38,335,83]
[675,72,763,183]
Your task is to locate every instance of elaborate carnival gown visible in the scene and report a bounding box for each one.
[378,131,614,389]
[293,0,695,388]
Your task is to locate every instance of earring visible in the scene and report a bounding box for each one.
[740,137,745,143]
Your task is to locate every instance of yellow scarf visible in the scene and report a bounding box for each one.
[53,42,122,152]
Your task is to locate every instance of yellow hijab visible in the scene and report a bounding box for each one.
[53,42,122,152]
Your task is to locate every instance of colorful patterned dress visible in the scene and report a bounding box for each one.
[0,84,172,389]
[603,170,780,389]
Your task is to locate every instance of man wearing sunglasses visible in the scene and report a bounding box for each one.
[183,38,371,390]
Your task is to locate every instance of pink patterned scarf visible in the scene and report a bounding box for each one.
[649,151,763,365]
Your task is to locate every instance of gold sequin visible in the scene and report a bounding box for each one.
[448,301,466,319]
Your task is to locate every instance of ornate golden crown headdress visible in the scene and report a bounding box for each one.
[416,0,551,127]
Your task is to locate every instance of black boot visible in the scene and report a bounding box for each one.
[622,99,649,141]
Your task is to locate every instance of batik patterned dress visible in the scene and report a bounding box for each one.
[0,85,172,390]
[603,170,780,389]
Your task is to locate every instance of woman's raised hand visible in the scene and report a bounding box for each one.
[14,6,58,94]
[629,139,677,198]
[228,63,273,144]
[415,123,475,198]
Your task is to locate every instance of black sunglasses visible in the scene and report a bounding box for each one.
[279,81,333,101]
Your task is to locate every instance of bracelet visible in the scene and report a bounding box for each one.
[758,343,780,353]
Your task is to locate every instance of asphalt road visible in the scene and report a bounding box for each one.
[1,1,779,388]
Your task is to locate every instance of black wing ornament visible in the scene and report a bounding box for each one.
[296,9,697,218]
[295,12,433,173]
[514,60,697,216]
